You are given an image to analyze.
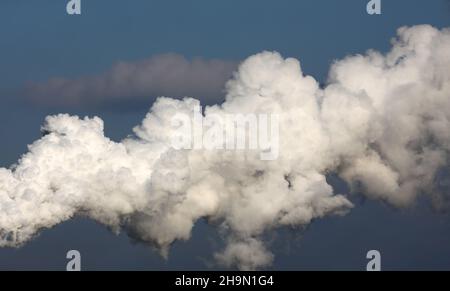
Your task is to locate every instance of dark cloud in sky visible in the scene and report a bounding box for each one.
[24,54,238,109]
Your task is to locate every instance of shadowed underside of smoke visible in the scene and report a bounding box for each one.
[0,25,449,270]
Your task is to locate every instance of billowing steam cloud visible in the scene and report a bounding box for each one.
[1,25,449,270]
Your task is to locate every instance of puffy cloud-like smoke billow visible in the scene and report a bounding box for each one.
[1,25,450,270]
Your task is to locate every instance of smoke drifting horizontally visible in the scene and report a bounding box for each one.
[25,53,237,108]
[1,25,450,270]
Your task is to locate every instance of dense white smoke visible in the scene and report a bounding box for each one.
[0,25,449,270]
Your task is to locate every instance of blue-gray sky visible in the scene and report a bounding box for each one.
[0,0,450,270]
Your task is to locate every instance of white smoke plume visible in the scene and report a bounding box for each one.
[1,25,449,270]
